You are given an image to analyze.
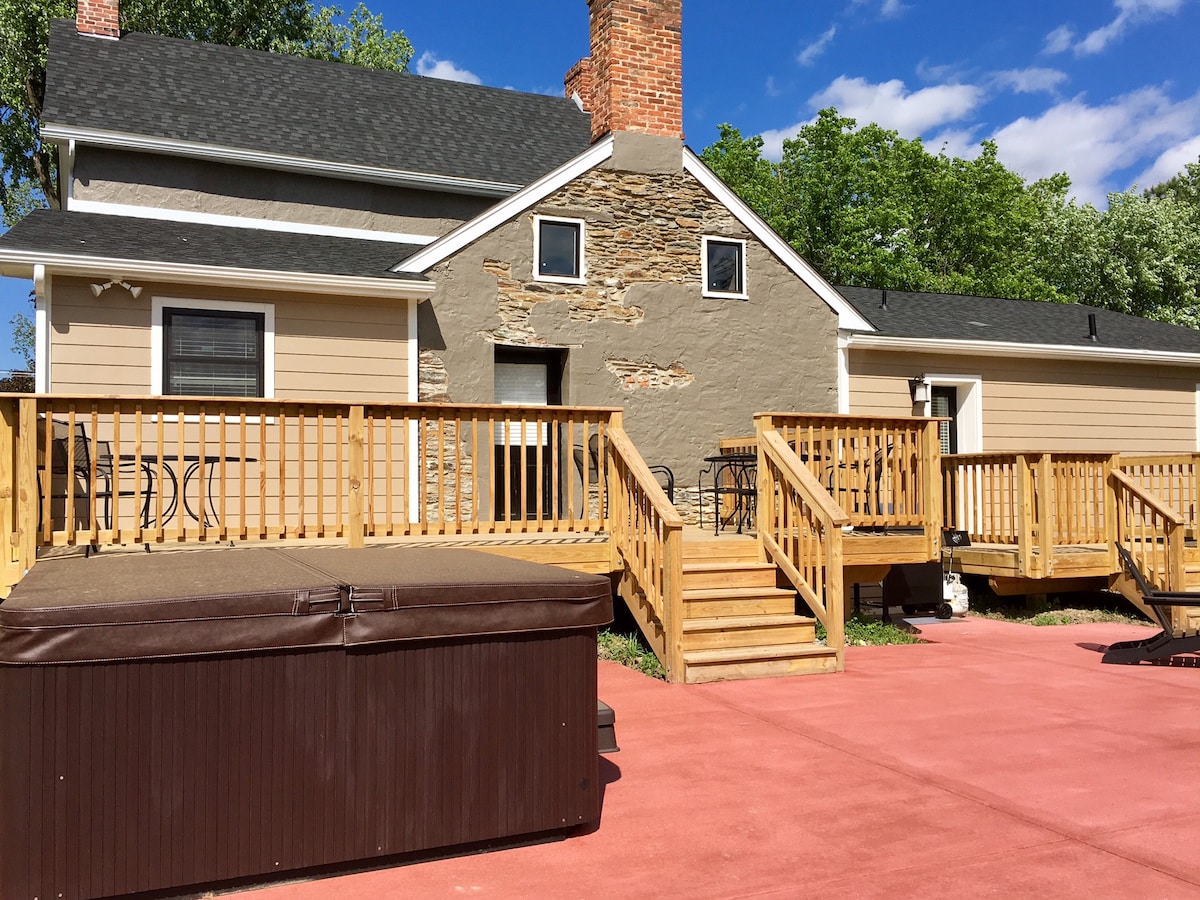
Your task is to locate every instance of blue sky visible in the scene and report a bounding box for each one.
[2,0,1198,372]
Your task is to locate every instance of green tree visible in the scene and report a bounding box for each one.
[702,109,1064,301]
[0,0,413,217]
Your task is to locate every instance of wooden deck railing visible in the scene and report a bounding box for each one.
[0,394,622,590]
[1119,454,1199,533]
[756,424,849,666]
[755,413,942,556]
[943,452,1119,577]
[607,418,686,681]
[1110,469,1187,591]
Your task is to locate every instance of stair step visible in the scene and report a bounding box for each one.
[682,561,778,589]
[682,614,816,651]
[683,586,799,618]
[682,537,759,563]
[683,642,838,684]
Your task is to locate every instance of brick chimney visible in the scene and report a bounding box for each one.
[77,0,120,38]
[564,0,683,143]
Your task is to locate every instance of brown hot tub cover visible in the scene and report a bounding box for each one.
[0,547,612,899]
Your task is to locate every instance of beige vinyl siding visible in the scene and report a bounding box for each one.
[49,276,410,401]
[850,348,1197,453]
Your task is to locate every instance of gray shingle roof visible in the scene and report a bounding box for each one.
[42,20,593,188]
[0,210,427,280]
[838,286,1200,355]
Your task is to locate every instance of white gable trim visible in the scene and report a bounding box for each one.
[682,149,874,332]
[396,137,616,273]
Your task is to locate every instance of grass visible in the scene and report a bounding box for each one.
[598,628,666,679]
[817,615,924,646]
[965,583,1151,627]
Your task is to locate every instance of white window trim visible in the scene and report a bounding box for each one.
[701,236,748,300]
[152,296,275,398]
[533,215,586,285]
[918,374,983,453]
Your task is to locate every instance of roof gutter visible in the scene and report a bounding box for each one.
[847,333,1200,367]
[40,124,522,198]
[0,250,435,301]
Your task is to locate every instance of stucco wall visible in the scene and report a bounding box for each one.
[71,148,492,238]
[849,347,1198,453]
[418,136,840,478]
[48,275,411,402]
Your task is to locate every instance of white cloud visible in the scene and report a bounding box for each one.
[992,67,1069,95]
[989,88,1200,202]
[809,76,984,134]
[1046,0,1185,57]
[415,51,482,84]
[880,0,907,18]
[928,127,983,161]
[1134,135,1200,189]
[756,76,983,160]
[798,25,837,67]
[1042,25,1076,55]
[765,76,782,98]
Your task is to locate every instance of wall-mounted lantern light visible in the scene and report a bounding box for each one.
[908,375,931,405]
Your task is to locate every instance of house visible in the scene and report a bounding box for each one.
[0,0,1196,680]
[839,287,1200,454]
[0,0,871,501]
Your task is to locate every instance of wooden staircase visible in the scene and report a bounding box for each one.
[1112,544,1200,633]
[680,533,839,684]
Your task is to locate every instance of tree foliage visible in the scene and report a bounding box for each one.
[0,1,412,217]
[701,112,1200,327]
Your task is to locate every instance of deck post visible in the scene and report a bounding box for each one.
[347,404,365,548]
[1035,453,1053,577]
[1103,453,1120,574]
[606,410,623,573]
[662,523,685,682]
[921,419,942,560]
[755,415,771,563]
[825,524,846,671]
[15,399,38,581]
[0,399,17,594]
[1016,454,1034,577]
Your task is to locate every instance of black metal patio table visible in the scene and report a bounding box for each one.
[700,452,758,535]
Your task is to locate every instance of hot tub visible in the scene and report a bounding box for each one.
[0,547,612,899]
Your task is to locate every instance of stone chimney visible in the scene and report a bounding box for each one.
[564,0,683,143]
[77,0,120,38]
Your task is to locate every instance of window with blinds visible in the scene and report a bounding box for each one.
[163,308,265,397]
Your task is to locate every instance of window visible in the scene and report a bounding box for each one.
[152,297,275,397]
[534,215,585,283]
[702,236,747,298]
[164,308,264,396]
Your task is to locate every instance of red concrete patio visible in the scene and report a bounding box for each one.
[248,617,1199,899]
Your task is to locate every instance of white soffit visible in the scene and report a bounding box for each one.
[397,137,616,273]
[0,250,434,301]
[682,149,874,332]
[849,333,1200,367]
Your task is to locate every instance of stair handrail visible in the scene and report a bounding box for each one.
[757,424,849,668]
[606,419,686,681]
[1109,468,1186,594]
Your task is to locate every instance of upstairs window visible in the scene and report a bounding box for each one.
[534,215,585,283]
[163,307,265,397]
[702,236,747,299]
